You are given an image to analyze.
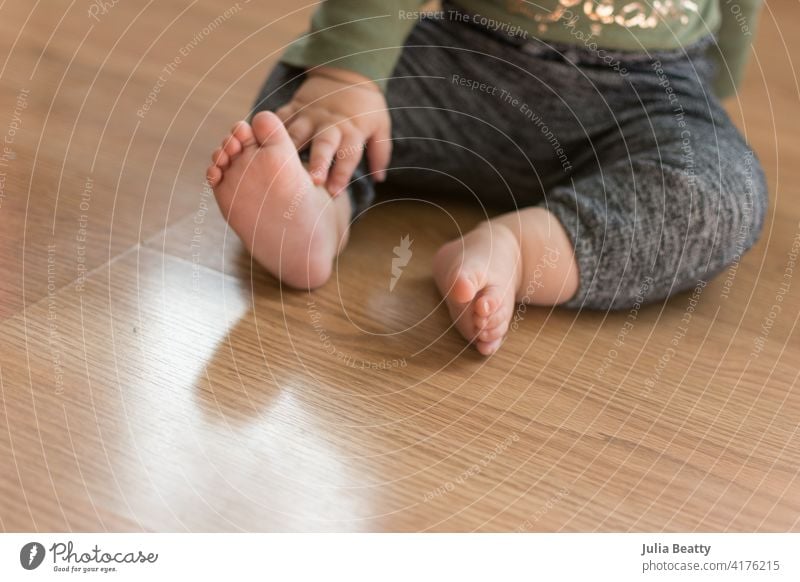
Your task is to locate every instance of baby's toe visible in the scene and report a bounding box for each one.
[476,305,512,330]
[206,164,222,186]
[231,120,255,147]
[211,147,230,169]
[449,272,479,304]
[251,111,287,145]
[474,285,505,318]
[478,318,509,343]
[476,337,503,356]
[222,135,242,157]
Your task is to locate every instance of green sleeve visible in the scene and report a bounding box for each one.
[711,0,763,98]
[281,0,426,91]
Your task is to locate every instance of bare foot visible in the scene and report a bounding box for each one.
[433,209,580,355]
[206,111,351,289]
[433,222,522,355]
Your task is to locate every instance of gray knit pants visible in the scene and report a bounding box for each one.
[253,6,767,311]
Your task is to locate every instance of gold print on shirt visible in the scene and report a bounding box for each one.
[506,0,700,34]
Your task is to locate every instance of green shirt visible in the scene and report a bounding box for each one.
[281,0,762,98]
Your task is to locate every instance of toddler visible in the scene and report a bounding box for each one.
[206,0,766,355]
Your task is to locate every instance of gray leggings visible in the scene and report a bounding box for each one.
[253,7,767,311]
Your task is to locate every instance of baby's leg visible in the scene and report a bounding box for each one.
[207,111,351,289]
[434,108,767,355]
[545,118,767,312]
[433,208,579,355]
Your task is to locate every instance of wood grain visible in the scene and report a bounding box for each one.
[0,0,797,532]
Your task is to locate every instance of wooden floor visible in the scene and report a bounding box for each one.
[0,1,798,532]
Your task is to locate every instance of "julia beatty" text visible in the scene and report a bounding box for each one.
[641,542,711,557]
